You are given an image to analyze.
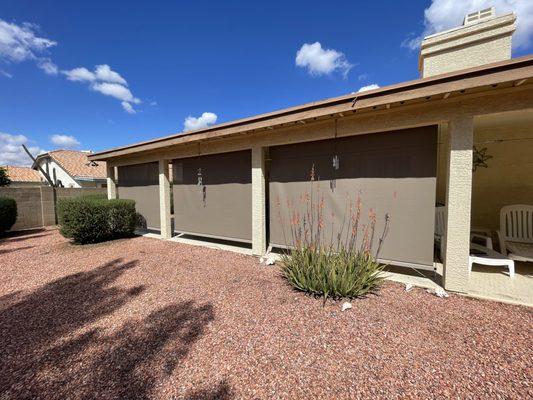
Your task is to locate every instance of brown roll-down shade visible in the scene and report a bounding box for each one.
[269,126,438,268]
[118,162,160,230]
[173,150,252,242]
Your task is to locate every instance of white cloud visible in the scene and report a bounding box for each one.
[121,101,136,114]
[94,64,127,85]
[37,58,58,75]
[50,134,80,148]
[0,20,56,62]
[295,42,353,77]
[91,82,140,103]
[62,65,140,113]
[0,132,46,166]
[403,0,533,50]
[62,67,95,82]
[358,83,380,92]
[0,19,57,76]
[183,112,218,132]
[0,19,140,113]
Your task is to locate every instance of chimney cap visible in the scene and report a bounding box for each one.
[463,7,496,25]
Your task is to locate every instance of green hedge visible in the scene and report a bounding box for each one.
[0,197,17,233]
[57,196,136,244]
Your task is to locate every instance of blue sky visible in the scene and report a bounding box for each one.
[1,0,532,165]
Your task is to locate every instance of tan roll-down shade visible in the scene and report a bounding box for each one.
[118,162,160,230]
[269,126,438,268]
[173,150,252,242]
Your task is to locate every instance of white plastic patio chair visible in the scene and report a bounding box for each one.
[435,206,493,260]
[497,205,533,262]
[469,243,515,278]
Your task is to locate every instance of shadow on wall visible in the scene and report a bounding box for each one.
[0,258,218,399]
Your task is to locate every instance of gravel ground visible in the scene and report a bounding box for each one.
[0,229,531,399]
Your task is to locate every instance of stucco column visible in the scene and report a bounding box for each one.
[106,165,117,200]
[252,146,267,256]
[159,159,172,239]
[444,114,473,293]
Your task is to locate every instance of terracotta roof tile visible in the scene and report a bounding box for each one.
[48,150,106,179]
[4,166,42,182]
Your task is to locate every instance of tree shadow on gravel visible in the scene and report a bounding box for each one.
[186,381,233,400]
[0,245,35,254]
[0,258,218,400]
[0,229,52,243]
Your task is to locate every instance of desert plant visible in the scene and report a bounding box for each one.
[281,248,385,301]
[0,197,17,233]
[57,196,136,244]
[278,168,390,302]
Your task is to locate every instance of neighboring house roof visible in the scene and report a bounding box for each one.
[34,150,106,180]
[4,166,42,182]
[89,55,533,161]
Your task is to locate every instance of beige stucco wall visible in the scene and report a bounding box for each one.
[251,146,267,255]
[158,159,172,239]
[436,110,533,233]
[442,115,474,293]
[422,35,512,78]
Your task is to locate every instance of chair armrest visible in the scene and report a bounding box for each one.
[470,233,493,249]
[496,230,507,255]
[472,227,492,237]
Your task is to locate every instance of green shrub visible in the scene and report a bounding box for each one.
[57,196,136,244]
[0,197,17,233]
[107,199,137,237]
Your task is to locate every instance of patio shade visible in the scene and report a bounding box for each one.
[269,126,438,269]
[118,162,160,230]
[173,150,252,242]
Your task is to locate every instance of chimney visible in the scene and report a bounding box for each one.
[419,8,516,78]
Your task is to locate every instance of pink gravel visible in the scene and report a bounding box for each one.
[0,229,531,399]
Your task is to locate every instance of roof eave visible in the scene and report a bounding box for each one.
[89,54,533,162]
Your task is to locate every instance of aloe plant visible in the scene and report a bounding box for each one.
[278,171,390,301]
